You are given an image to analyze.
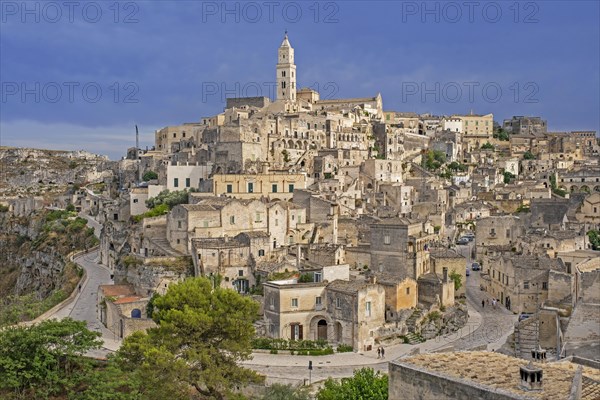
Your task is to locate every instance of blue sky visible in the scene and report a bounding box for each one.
[1,0,598,159]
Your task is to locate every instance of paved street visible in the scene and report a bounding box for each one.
[48,249,121,357]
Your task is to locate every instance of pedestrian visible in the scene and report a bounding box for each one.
[78,284,81,292]
[380,346,385,359]
[377,347,381,359]
[482,299,485,308]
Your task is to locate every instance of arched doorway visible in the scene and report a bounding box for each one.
[317,319,328,340]
[131,309,141,318]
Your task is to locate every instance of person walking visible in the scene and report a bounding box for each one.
[380,346,385,359]
[481,299,485,308]
[377,347,381,359]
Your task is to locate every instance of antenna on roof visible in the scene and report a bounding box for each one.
[135,124,139,150]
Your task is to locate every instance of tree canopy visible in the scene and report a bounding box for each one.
[316,368,388,400]
[0,318,102,399]
[113,277,262,399]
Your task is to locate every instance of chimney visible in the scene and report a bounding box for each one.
[369,274,377,284]
[519,362,543,391]
[442,267,448,282]
[531,346,547,363]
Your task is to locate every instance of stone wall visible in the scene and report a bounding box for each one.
[579,268,600,303]
[389,361,530,400]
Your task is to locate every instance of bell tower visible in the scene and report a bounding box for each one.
[276,31,296,102]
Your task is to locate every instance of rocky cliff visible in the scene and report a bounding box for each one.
[0,146,115,196]
[0,207,97,325]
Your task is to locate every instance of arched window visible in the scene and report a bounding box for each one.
[131,309,142,318]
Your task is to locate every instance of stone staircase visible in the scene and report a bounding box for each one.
[404,332,425,345]
[148,238,186,257]
[514,315,539,359]
[406,309,423,333]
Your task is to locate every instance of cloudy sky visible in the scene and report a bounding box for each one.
[1,1,598,159]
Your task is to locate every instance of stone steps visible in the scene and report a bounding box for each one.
[404,332,425,345]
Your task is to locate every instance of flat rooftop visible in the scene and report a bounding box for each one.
[397,351,599,400]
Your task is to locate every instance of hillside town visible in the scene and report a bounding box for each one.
[1,33,599,399]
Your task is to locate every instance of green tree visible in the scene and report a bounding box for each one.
[503,171,515,184]
[449,270,463,291]
[0,318,102,399]
[587,230,600,251]
[146,189,190,209]
[523,151,536,160]
[262,383,311,400]
[481,142,494,150]
[113,277,262,399]
[316,368,388,400]
[142,171,158,181]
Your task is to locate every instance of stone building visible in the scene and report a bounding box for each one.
[210,172,307,200]
[98,284,155,339]
[482,253,570,313]
[503,116,548,135]
[369,217,435,280]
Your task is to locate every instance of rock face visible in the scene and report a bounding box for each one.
[0,210,66,300]
[0,146,115,196]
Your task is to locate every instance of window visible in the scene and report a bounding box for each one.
[255,212,262,222]
[406,287,410,295]
[113,213,118,221]
[288,184,294,192]
[258,249,265,257]
[230,216,235,225]
[314,272,322,283]
[177,221,182,229]
[506,229,510,238]
[185,178,190,188]
[272,184,278,193]
[176,239,180,244]
[133,198,138,203]
[291,298,298,308]
[336,298,341,308]
[542,282,548,290]
[248,182,254,193]
[524,281,530,289]
[366,301,371,317]
[282,71,286,77]
[384,235,391,245]
[239,270,244,277]
[269,297,274,309]
[315,296,322,306]
[226,184,233,193]
[275,219,278,227]
[174,178,179,188]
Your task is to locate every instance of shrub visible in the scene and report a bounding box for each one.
[142,170,158,181]
[336,344,354,353]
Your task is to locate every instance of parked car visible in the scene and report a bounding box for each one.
[518,313,532,322]
[457,237,469,245]
[471,262,481,271]
[466,267,470,276]
[464,232,475,238]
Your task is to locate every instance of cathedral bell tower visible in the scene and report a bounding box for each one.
[276,31,297,102]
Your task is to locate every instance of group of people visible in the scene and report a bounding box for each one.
[376,346,385,359]
[481,298,499,308]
